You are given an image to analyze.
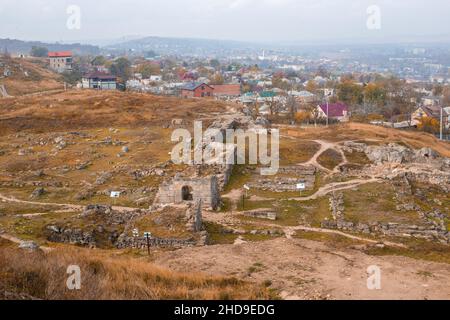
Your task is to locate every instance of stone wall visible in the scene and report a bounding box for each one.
[250,165,316,192]
[243,209,277,221]
[321,191,450,244]
[154,175,220,210]
[185,200,204,232]
[116,236,197,249]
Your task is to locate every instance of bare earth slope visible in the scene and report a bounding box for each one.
[156,237,450,300]
[0,57,64,96]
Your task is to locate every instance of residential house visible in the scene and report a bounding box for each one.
[150,75,162,82]
[211,84,241,98]
[421,96,441,107]
[180,82,214,98]
[411,105,449,127]
[82,72,117,90]
[48,51,73,73]
[289,90,317,104]
[316,102,349,122]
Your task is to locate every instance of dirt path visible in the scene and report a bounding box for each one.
[0,233,53,252]
[291,139,349,174]
[155,237,450,300]
[0,193,138,212]
[203,210,405,249]
[289,178,381,201]
[302,140,334,172]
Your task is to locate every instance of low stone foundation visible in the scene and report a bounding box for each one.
[243,209,277,221]
[250,165,316,192]
[116,236,197,249]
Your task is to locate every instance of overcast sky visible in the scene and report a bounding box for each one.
[1,0,449,44]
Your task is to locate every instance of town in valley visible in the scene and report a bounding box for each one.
[0,0,449,302]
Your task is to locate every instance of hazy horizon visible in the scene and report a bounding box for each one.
[1,0,450,45]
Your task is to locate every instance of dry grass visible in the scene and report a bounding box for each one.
[342,182,424,225]
[0,89,233,135]
[0,57,63,96]
[317,149,343,170]
[285,122,450,157]
[279,139,320,165]
[366,239,450,265]
[0,245,272,300]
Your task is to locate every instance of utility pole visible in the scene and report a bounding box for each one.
[440,106,444,141]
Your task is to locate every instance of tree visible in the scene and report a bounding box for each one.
[433,85,443,97]
[210,59,220,69]
[286,96,298,124]
[30,46,48,57]
[443,87,450,106]
[91,56,107,66]
[272,72,290,90]
[364,83,387,112]
[144,50,157,58]
[268,97,283,117]
[110,57,132,81]
[295,111,311,123]
[337,81,364,106]
[418,117,440,134]
[136,62,161,78]
[209,73,224,85]
[305,80,318,94]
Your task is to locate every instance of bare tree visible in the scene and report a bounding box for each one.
[286,96,298,124]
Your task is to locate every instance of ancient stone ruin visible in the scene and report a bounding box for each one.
[243,209,277,221]
[249,165,316,192]
[154,174,220,210]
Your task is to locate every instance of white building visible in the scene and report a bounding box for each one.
[82,72,117,90]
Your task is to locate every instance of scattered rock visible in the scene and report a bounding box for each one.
[18,241,40,251]
[30,187,45,199]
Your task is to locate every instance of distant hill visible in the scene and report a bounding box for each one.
[0,38,100,56]
[105,36,267,57]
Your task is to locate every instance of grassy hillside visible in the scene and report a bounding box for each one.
[0,241,273,300]
[0,56,64,96]
[0,89,235,135]
[285,122,450,158]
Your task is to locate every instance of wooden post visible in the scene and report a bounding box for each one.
[146,234,150,256]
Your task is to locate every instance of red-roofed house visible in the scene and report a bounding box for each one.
[48,51,73,73]
[211,84,241,98]
[316,102,349,122]
[180,82,214,98]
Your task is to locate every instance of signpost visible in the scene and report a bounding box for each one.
[110,191,121,206]
[243,185,250,210]
[296,181,306,196]
[144,232,152,256]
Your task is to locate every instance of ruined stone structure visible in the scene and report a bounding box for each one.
[116,236,197,249]
[154,175,220,210]
[243,209,277,221]
[322,190,450,244]
[250,165,316,192]
[185,200,204,232]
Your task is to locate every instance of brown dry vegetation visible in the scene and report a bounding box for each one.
[317,148,343,170]
[285,122,450,158]
[0,89,234,135]
[0,244,272,300]
[0,57,64,96]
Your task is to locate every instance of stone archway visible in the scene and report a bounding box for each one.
[181,185,193,201]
